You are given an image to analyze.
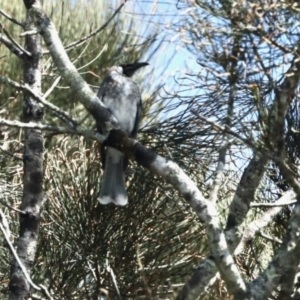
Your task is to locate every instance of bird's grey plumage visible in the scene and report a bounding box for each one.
[97,63,147,206]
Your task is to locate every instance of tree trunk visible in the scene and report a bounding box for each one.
[9,1,44,299]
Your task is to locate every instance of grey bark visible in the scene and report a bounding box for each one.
[9,1,44,299]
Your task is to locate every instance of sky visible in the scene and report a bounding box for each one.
[121,0,197,87]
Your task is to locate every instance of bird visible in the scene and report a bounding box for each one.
[97,62,148,206]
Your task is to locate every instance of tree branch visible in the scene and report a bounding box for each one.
[245,41,300,300]
[227,153,269,230]
[234,190,296,256]
[250,199,297,207]
[0,34,27,59]
[0,9,23,27]
[176,191,294,299]
[209,36,240,204]
[249,203,300,299]
[0,22,31,57]
[0,212,54,300]
[44,0,127,53]
[1,219,40,291]
[0,118,104,140]
[0,75,79,127]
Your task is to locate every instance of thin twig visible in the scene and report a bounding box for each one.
[0,75,79,127]
[0,23,31,57]
[191,109,257,149]
[48,0,127,53]
[258,231,282,244]
[136,244,152,299]
[0,34,26,59]
[43,76,61,99]
[105,259,121,300]
[250,200,297,207]
[0,198,26,215]
[39,285,54,300]
[20,29,39,37]
[0,9,23,27]
[0,221,40,290]
[0,211,54,299]
[77,44,108,71]
[0,118,105,142]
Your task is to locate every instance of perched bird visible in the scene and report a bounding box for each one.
[97,62,148,206]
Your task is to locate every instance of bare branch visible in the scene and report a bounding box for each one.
[0,118,104,141]
[43,76,61,99]
[249,203,300,299]
[277,160,300,199]
[258,232,282,244]
[209,37,240,203]
[1,214,54,300]
[235,190,296,256]
[0,75,79,127]
[20,29,39,37]
[0,210,11,241]
[250,200,297,207]
[45,0,127,53]
[227,154,268,229]
[0,23,31,57]
[0,9,23,27]
[176,191,293,299]
[0,216,41,291]
[0,34,26,59]
[0,198,26,215]
[208,142,227,203]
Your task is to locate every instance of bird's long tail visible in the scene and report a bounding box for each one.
[98,148,128,206]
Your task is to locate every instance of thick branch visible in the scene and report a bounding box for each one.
[176,191,294,300]
[249,203,300,299]
[227,153,269,230]
[234,190,296,256]
[247,44,300,299]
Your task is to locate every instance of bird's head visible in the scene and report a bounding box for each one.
[119,62,149,77]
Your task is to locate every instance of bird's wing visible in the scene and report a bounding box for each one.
[130,81,142,138]
[131,96,142,138]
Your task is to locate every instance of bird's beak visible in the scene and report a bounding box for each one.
[122,62,149,77]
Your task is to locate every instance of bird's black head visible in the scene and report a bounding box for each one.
[120,62,149,77]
